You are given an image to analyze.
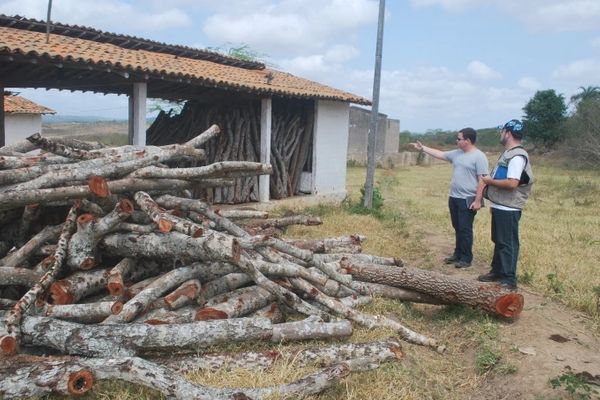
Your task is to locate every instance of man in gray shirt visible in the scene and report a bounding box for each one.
[411,128,489,268]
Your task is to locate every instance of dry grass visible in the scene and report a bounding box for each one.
[45,159,599,399]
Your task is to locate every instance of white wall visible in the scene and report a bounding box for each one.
[312,100,350,195]
[4,114,42,145]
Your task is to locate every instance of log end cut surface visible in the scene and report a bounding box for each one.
[0,335,17,355]
[68,369,94,396]
[495,293,524,318]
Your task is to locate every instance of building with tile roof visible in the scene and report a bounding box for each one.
[0,14,371,203]
[2,92,55,146]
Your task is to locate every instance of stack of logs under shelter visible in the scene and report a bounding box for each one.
[147,99,314,203]
[0,125,523,399]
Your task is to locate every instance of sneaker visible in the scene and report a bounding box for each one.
[454,261,472,269]
[478,271,501,282]
[499,282,518,292]
[443,255,458,264]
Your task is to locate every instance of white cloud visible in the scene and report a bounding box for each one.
[0,0,191,32]
[321,65,529,131]
[552,59,600,81]
[517,77,542,91]
[411,0,600,32]
[202,0,378,54]
[467,61,502,80]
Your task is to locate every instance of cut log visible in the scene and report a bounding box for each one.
[0,203,79,355]
[0,267,41,288]
[48,268,110,305]
[197,273,253,306]
[134,191,203,236]
[0,353,377,400]
[155,338,402,372]
[0,224,62,269]
[105,263,213,323]
[66,199,134,270]
[101,231,241,264]
[196,285,275,321]
[43,301,121,323]
[164,279,201,310]
[342,260,524,318]
[289,277,440,350]
[13,316,353,357]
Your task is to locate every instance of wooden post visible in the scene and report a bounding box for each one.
[128,83,147,146]
[0,86,5,147]
[259,98,272,202]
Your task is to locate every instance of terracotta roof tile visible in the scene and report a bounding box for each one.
[3,95,55,114]
[0,26,370,105]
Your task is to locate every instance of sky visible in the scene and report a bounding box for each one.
[1,0,599,132]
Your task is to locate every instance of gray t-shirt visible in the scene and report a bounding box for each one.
[444,149,489,198]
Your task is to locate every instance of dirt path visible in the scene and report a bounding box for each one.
[413,224,600,399]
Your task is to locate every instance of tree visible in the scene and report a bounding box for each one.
[522,89,567,147]
[563,97,600,167]
[570,86,600,106]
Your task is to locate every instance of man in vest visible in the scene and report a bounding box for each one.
[478,119,534,290]
[411,128,488,268]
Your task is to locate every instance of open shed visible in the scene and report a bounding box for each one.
[0,15,370,204]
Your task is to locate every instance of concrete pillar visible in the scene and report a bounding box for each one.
[128,82,147,145]
[259,98,272,202]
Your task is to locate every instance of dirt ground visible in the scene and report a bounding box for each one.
[418,228,600,399]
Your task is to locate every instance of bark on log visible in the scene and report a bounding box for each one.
[43,301,121,323]
[215,209,268,220]
[48,268,110,305]
[0,267,41,287]
[0,203,79,355]
[289,277,440,350]
[249,302,284,323]
[134,191,203,236]
[342,260,524,318]
[129,161,272,180]
[0,353,377,400]
[164,279,201,310]
[105,263,214,323]
[101,231,241,264]
[66,199,134,270]
[156,338,402,372]
[243,214,322,229]
[0,224,62,269]
[196,285,275,321]
[197,273,253,306]
[0,178,195,211]
[284,235,363,254]
[13,316,352,357]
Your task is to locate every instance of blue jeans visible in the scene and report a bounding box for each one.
[448,196,477,264]
[490,208,521,285]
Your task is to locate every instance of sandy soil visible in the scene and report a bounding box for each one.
[418,226,600,399]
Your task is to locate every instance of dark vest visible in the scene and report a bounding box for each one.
[484,146,534,210]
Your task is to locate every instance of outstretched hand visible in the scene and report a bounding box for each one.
[410,141,423,151]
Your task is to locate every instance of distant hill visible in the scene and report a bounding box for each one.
[42,115,127,123]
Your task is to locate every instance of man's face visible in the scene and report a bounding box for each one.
[500,129,509,145]
[456,132,468,149]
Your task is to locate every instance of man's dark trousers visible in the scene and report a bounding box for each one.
[490,208,521,285]
[448,196,476,264]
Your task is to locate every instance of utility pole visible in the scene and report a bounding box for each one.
[46,0,53,44]
[363,0,385,208]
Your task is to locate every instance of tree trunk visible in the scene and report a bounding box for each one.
[342,260,524,318]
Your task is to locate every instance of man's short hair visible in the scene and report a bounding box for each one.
[459,127,477,144]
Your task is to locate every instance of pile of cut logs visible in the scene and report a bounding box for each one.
[0,125,523,399]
